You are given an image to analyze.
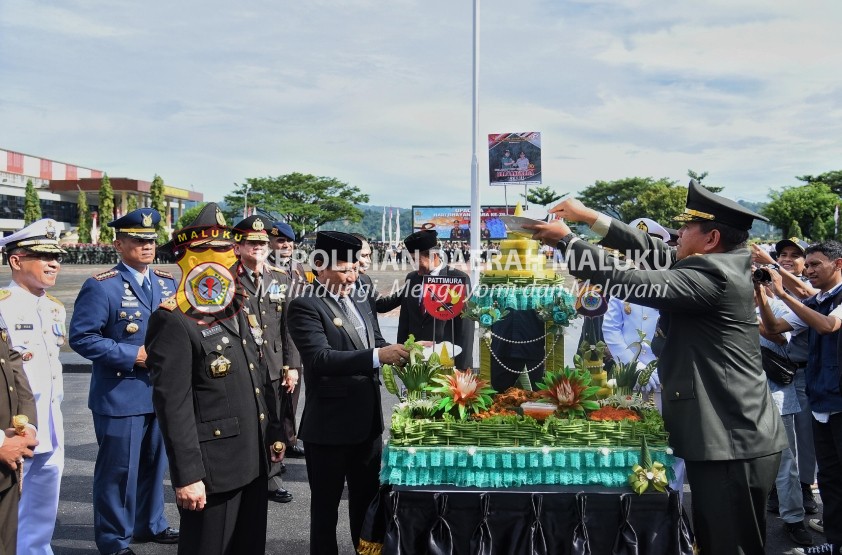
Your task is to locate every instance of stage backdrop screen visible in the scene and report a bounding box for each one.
[488,132,542,186]
[411,205,520,241]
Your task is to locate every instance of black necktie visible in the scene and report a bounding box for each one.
[252,271,262,294]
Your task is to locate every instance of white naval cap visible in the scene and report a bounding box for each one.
[628,218,670,243]
[0,218,67,254]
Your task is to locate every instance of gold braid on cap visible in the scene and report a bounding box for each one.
[674,208,715,222]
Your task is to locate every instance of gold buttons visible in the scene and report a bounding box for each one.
[259,413,265,421]
[117,372,122,377]
[255,388,260,395]
[242,339,247,345]
[222,337,229,344]
[216,344,223,350]
[214,429,221,437]
[249,363,255,370]
[0,359,4,364]
[9,386,13,392]
[675,392,680,398]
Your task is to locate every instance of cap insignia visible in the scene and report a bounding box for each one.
[636,222,649,233]
[252,219,265,231]
[46,221,57,240]
[142,213,153,227]
[215,208,226,226]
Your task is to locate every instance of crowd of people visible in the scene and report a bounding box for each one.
[1,180,842,555]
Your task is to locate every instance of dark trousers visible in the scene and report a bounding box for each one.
[303,436,382,555]
[267,378,284,492]
[685,452,780,555]
[0,482,20,554]
[177,475,268,555]
[282,376,302,444]
[813,413,842,546]
[92,412,169,553]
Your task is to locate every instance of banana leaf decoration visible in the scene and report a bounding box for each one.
[382,364,399,396]
[628,435,669,494]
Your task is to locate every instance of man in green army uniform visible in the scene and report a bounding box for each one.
[527,180,788,555]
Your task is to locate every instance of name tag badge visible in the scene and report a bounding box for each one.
[201,325,223,338]
[15,324,34,331]
[122,302,139,308]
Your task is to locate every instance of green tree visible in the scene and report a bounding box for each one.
[618,183,688,225]
[77,190,91,243]
[223,173,370,239]
[687,170,724,193]
[149,174,169,244]
[175,203,207,230]
[126,194,138,213]
[762,183,838,240]
[23,179,42,224]
[98,174,116,243]
[520,186,567,207]
[789,220,803,239]
[797,170,842,196]
[576,177,678,222]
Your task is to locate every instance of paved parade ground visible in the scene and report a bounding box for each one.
[0,263,818,554]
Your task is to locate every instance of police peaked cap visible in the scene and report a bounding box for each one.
[404,228,439,253]
[673,179,768,231]
[271,222,296,241]
[314,231,362,263]
[232,215,274,242]
[109,208,160,239]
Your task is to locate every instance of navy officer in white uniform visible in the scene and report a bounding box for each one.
[69,209,179,555]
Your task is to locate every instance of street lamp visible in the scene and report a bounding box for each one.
[243,183,250,218]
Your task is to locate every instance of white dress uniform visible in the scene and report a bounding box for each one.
[0,218,67,555]
[0,283,65,555]
[602,296,659,368]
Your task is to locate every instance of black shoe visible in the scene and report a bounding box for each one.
[802,482,820,515]
[767,485,779,514]
[786,521,814,546]
[134,527,179,544]
[269,488,293,503]
[287,444,305,458]
[108,549,136,555]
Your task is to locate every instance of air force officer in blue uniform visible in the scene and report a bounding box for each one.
[69,209,179,555]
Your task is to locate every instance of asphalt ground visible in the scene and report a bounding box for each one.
[0,262,822,554]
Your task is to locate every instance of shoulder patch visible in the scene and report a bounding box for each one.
[267,265,288,275]
[159,297,178,311]
[46,293,64,307]
[153,268,174,279]
[94,270,119,281]
[0,290,10,302]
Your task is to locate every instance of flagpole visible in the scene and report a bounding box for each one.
[381,206,386,243]
[469,0,480,284]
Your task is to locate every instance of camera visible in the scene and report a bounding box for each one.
[752,267,772,283]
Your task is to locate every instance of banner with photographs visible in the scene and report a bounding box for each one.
[488,132,542,186]
[411,205,520,241]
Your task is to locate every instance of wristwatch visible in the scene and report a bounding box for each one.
[557,233,576,250]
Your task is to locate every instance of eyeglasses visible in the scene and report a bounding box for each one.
[14,253,63,263]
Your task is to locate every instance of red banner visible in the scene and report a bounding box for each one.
[7,151,23,174]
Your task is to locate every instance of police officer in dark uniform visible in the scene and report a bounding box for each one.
[375,228,474,369]
[145,203,284,555]
[268,222,308,457]
[231,215,299,504]
[0,316,38,554]
[529,181,788,555]
[69,208,179,555]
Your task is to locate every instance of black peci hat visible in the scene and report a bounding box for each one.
[314,231,362,263]
[404,228,438,253]
[673,180,768,231]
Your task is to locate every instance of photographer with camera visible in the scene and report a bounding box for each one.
[757,241,842,555]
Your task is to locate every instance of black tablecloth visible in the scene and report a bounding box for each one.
[361,486,694,555]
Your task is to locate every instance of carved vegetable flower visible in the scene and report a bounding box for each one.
[536,367,600,418]
[427,369,496,420]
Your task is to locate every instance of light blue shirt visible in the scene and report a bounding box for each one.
[122,262,150,289]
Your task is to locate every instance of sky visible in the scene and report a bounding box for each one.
[2,0,841,208]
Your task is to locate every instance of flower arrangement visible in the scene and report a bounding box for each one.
[427,369,497,420]
[535,296,578,335]
[462,299,509,329]
[536,366,600,418]
[588,406,641,422]
[382,335,444,401]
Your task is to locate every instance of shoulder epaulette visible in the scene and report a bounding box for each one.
[159,297,178,312]
[0,289,10,302]
[94,270,119,281]
[46,293,64,307]
[153,268,174,279]
[266,265,288,275]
